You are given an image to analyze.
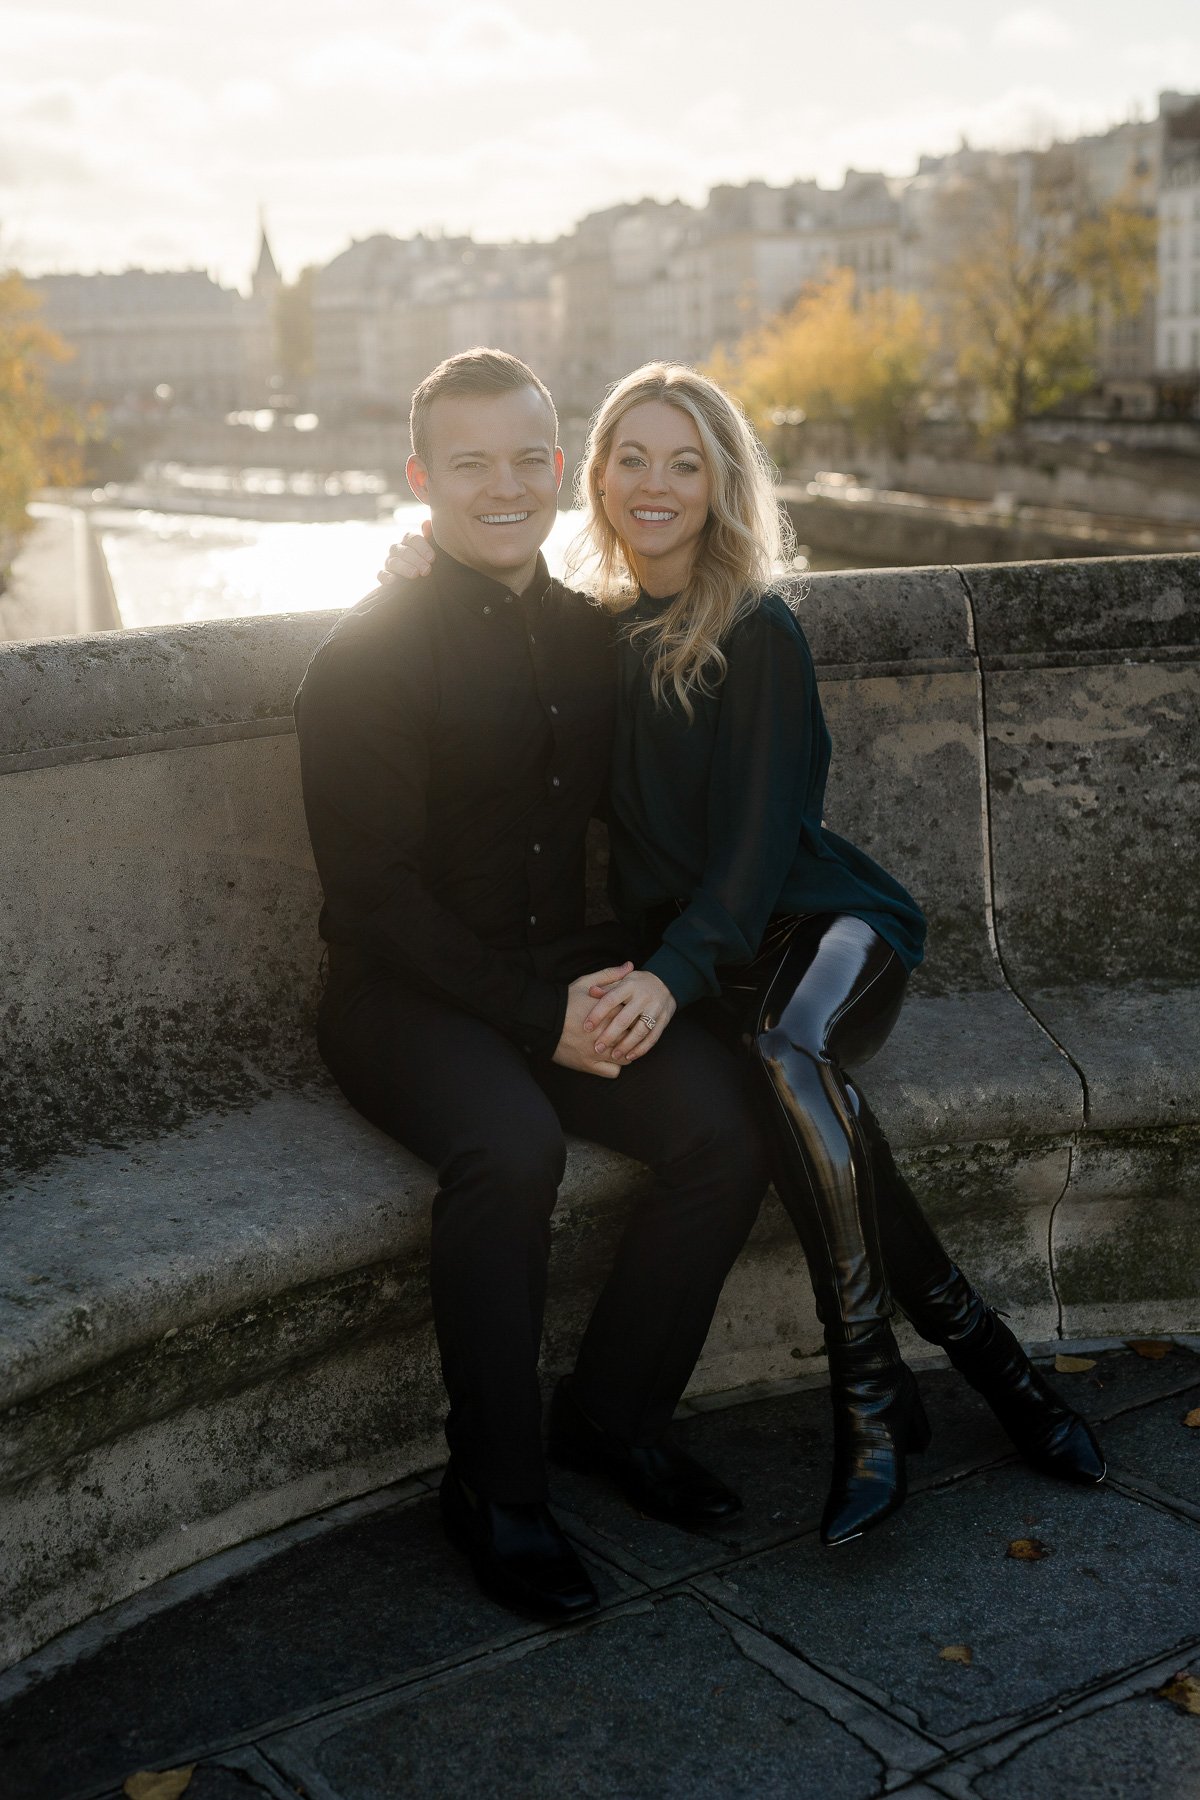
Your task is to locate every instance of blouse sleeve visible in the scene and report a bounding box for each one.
[643,608,819,1008]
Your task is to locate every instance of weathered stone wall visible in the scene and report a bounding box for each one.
[0,553,1196,1668]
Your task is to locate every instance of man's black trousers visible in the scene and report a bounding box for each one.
[317,931,769,1503]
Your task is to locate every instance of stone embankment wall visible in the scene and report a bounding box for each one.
[0,553,1196,1667]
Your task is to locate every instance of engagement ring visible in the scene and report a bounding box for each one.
[641,1012,657,1031]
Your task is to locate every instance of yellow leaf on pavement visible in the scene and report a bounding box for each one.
[1054,1355,1096,1373]
[939,1645,973,1665]
[1157,1672,1200,1717]
[1006,1537,1051,1561]
[123,1770,195,1800]
[1127,1339,1171,1360]
[1184,1408,1200,1430]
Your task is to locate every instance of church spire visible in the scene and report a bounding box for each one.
[253,209,279,293]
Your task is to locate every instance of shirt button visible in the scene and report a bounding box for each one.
[482,605,492,616]
[551,776,560,788]
[529,633,536,644]
[532,842,541,853]
[550,704,559,715]
[529,914,537,925]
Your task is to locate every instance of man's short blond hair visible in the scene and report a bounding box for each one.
[410,347,558,463]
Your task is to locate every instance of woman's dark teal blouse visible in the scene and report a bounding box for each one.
[607,587,928,1010]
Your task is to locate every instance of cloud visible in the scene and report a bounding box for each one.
[0,4,143,53]
[217,79,281,123]
[292,6,589,95]
[1125,37,1200,86]
[992,8,1075,50]
[902,22,967,53]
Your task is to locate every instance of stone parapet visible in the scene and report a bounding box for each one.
[0,554,1196,1668]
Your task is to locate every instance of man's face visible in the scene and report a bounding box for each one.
[406,386,563,591]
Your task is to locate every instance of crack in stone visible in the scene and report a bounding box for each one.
[952,563,1092,1129]
[694,1584,940,1786]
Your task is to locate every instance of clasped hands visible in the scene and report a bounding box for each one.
[552,963,676,1079]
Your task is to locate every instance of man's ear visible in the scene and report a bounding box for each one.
[554,446,565,492]
[406,454,431,503]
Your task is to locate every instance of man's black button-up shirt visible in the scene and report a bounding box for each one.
[294,546,614,1056]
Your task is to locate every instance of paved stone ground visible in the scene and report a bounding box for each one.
[2,1341,1198,1800]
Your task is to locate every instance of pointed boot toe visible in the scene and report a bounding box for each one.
[1025,1411,1107,1485]
[820,1336,930,1548]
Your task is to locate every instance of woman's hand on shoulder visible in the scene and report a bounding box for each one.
[377,518,435,584]
[583,968,676,1064]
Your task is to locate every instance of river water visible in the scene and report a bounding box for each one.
[96,501,848,630]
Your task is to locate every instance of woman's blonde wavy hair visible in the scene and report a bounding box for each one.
[568,362,792,717]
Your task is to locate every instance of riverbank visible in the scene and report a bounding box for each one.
[0,504,120,643]
[781,479,1200,569]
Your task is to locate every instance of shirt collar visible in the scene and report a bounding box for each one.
[635,585,680,617]
[432,541,555,618]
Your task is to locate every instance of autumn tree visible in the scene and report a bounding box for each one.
[934,150,1157,433]
[711,269,939,456]
[0,270,82,545]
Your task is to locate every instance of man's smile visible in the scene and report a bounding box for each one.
[479,512,533,524]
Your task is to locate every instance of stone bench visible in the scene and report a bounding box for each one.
[1,554,1196,1670]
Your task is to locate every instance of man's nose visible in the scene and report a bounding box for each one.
[488,463,525,497]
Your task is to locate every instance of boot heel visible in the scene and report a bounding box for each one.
[904,1382,932,1454]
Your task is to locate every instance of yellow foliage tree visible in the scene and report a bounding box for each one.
[710,269,939,456]
[0,271,82,546]
[935,156,1157,433]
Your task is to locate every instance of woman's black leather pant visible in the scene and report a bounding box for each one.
[687,910,1105,1522]
[704,912,919,1342]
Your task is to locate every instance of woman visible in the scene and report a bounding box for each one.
[383,362,1105,1546]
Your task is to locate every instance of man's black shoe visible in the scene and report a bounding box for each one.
[547,1377,743,1526]
[438,1465,599,1623]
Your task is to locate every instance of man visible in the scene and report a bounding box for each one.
[294,349,768,1622]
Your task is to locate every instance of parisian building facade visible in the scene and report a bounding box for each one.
[26,91,1200,425]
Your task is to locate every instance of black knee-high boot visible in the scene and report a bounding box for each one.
[752,1028,931,1545]
[850,1088,1105,1484]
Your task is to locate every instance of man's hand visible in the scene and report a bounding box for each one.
[552,964,633,1077]
[584,968,676,1064]
[377,518,436,585]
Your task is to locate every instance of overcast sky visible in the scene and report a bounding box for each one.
[1,0,1196,288]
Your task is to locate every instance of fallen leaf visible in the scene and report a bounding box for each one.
[1054,1354,1096,1373]
[1184,1408,1200,1430]
[939,1644,973,1665]
[1157,1672,1200,1717]
[123,1771,195,1800]
[1006,1537,1051,1562]
[1127,1339,1171,1360]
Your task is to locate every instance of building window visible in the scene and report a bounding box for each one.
[1165,332,1177,369]
[1194,330,1200,368]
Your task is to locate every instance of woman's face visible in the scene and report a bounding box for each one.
[600,400,712,596]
